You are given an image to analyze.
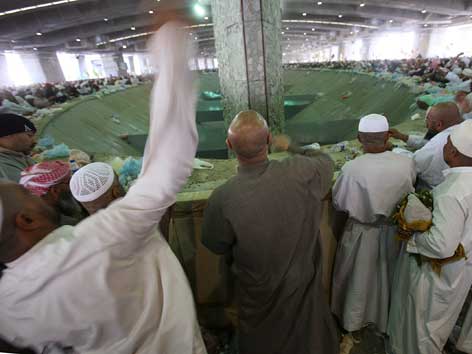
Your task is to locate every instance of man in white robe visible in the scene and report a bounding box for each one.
[331,114,416,335]
[413,103,463,189]
[387,120,472,354]
[0,23,206,354]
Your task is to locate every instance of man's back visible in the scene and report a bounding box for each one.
[334,151,416,223]
[203,153,339,354]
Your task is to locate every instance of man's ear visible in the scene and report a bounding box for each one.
[112,184,125,199]
[15,210,41,231]
[267,133,273,145]
[357,133,362,144]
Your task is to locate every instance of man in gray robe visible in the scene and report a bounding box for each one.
[202,110,339,354]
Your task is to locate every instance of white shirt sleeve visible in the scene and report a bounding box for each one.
[407,193,465,259]
[406,135,428,150]
[74,23,198,245]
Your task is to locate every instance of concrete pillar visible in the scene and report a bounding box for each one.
[416,31,431,58]
[361,38,372,60]
[113,54,128,76]
[211,0,285,133]
[38,53,65,83]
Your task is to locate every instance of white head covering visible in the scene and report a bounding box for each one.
[358,114,389,133]
[70,162,115,203]
[463,68,472,78]
[451,121,472,158]
[462,57,471,67]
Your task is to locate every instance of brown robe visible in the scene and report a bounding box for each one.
[202,153,340,354]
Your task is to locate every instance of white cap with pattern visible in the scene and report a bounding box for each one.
[70,162,115,203]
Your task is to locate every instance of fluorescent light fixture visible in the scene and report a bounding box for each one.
[302,12,307,16]
[122,45,127,49]
[283,19,379,30]
[33,47,38,51]
[360,3,365,7]
[281,31,285,34]
[11,40,16,43]
[149,10,154,14]
[312,28,315,31]
[304,32,307,35]
[104,18,109,21]
[75,38,81,42]
[424,24,428,27]
[195,36,198,40]
[36,32,43,36]
[421,9,427,14]
[317,1,323,5]
[0,0,79,17]
[131,26,136,30]
[389,19,393,23]
[193,3,206,17]
[338,14,343,18]
[204,16,209,20]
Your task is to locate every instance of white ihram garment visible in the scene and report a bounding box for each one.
[413,125,458,189]
[0,23,206,354]
[388,167,472,354]
[331,151,416,333]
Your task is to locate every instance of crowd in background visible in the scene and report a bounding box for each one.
[285,53,472,87]
[0,75,152,116]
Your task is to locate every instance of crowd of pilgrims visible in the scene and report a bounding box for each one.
[0,75,152,117]
[1,23,472,354]
[286,53,472,85]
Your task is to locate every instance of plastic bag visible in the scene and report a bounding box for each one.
[42,144,70,159]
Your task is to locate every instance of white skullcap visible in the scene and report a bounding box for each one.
[70,162,115,203]
[358,114,389,133]
[463,68,472,78]
[451,120,472,158]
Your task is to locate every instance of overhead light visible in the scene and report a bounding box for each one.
[122,45,127,49]
[195,36,198,40]
[302,12,307,16]
[33,47,38,51]
[350,31,354,34]
[189,32,193,35]
[424,24,428,27]
[0,0,79,18]
[286,27,289,30]
[36,32,43,36]
[360,3,365,7]
[312,28,315,31]
[131,26,136,30]
[317,1,323,5]
[281,31,285,34]
[389,19,393,23]
[104,18,109,22]
[148,10,154,14]
[75,38,81,42]
[204,16,209,20]
[421,9,427,14]
[283,53,286,56]
[11,40,16,43]
[304,32,307,35]
[193,3,206,17]
[305,38,309,41]
[338,14,343,18]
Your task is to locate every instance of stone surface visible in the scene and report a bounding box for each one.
[211,0,285,133]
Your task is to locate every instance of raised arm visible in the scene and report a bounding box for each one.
[75,22,198,242]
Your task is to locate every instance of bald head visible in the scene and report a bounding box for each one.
[227,111,270,163]
[427,102,463,133]
[0,183,59,263]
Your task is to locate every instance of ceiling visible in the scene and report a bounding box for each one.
[0,0,471,55]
